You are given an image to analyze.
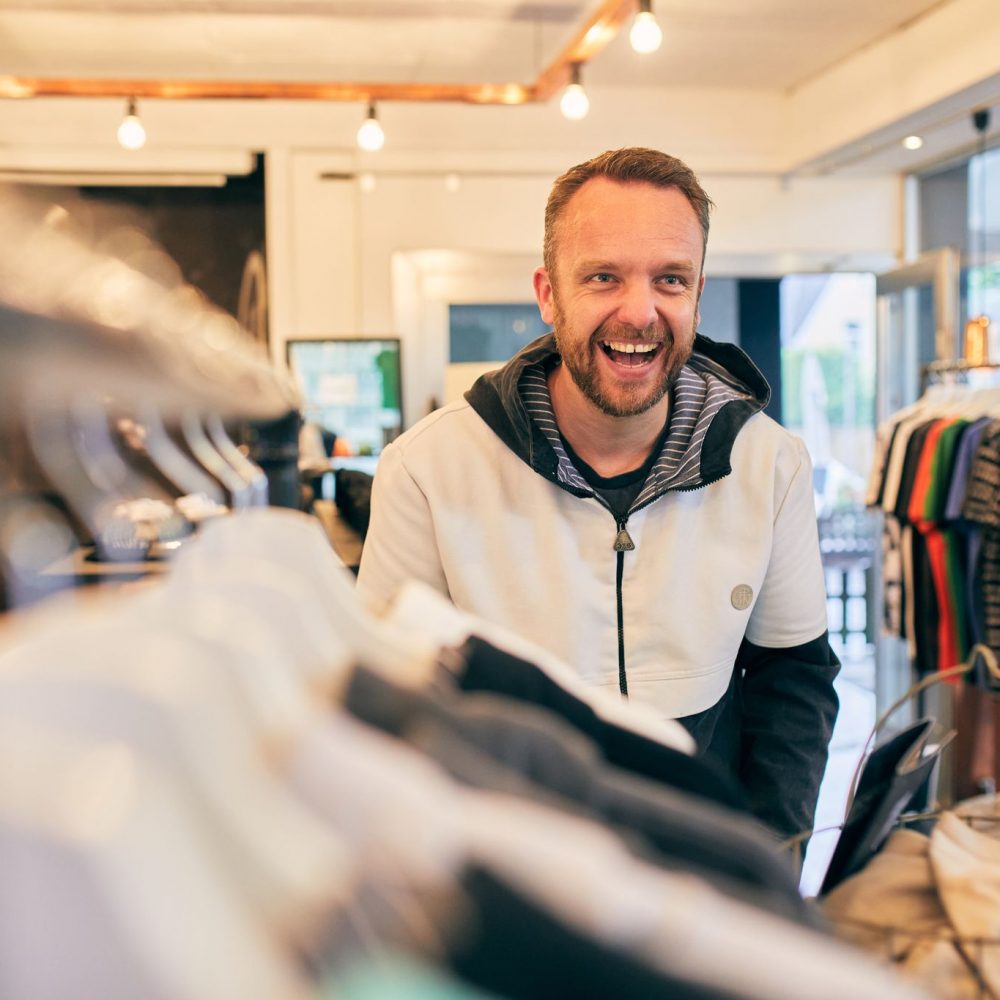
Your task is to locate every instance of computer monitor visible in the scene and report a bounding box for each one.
[286,337,402,456]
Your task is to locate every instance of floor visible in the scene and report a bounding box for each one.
[799,639,877,896]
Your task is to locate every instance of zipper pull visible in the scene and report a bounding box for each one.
[613,522,635,552]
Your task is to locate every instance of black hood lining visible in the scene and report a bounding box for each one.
[464,332,769,493]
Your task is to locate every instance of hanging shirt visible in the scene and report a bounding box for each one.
[945,418,993,655]
[909,419,962,673]
[961,420,1000,678]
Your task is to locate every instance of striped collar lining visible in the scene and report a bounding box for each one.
[519,351,753,505]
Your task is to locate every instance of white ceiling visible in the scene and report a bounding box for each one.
[0,0,994,181]
[0,0,950,91]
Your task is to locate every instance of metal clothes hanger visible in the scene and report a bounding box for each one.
[205,413,269,506]
[23,387,189,559]
[180,411,253,510]
[131,402,227,505]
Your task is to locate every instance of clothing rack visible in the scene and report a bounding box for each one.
[920,358,1000,390]
[923,360,1000,374]
[868,371,1000,806]
[0,185,302,608]
[0,187,299,424]
[0,511,932,1000]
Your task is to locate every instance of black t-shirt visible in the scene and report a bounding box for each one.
[560,420,671,521]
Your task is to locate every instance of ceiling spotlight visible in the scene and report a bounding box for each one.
[116,97,146,150]
[630,0,662,54]
[560,64,590,121]
[902,135,924,151]
[444,172,461,193]
[359,171,376,193]
[356,102,385,152]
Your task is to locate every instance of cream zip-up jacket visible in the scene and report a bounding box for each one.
[357,334,839,838]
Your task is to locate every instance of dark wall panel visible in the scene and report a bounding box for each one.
[82,154,265,323]
[738,278,782,423]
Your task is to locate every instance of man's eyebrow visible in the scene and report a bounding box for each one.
[573,258,700,273]
[573,259,618,273]
[652,259,699,273]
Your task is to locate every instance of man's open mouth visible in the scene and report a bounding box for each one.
[599,340,661,367]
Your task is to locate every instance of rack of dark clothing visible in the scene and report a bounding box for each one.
[867,363,1000,799]
[867,362,1000,677]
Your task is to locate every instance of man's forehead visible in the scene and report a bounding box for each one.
[567,175,689,205]
[556,178,703,251]
[558,177,699,229]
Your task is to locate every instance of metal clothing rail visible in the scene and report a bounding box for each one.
[923,359,1000,376]
[0,187,299,423]
[920,358,1000,394]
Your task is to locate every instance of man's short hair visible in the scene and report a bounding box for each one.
[542,147,713,278]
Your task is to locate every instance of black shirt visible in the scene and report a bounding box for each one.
[559,419,671,521]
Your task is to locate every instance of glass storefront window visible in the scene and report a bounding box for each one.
[780,273,877,515]
[967,145,1000,344]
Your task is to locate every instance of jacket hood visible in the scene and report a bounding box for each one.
[465,331,771,492]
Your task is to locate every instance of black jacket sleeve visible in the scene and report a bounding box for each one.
[736,632,840,840]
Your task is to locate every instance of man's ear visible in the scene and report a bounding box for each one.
[533,267,556,326]
[695,272,706,328]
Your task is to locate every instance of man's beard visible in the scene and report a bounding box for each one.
[553,309,693,418]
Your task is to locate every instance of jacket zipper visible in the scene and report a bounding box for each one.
[576,476,727,701]
[613,518,635,696]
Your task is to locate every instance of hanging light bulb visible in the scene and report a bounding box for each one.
[116,97,146,150]
[629,0,662,54]
[560,64,589,121]
[356,102,385,152]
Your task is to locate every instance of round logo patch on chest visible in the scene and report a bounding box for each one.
[731,584,753,611]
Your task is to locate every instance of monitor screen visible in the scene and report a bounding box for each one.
[287,338,402,457]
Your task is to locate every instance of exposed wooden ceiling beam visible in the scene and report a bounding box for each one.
[534,0,637,101]
[0,77,535,105]
[0,0,638,106]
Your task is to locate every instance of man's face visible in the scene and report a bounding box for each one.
[533,177,705,418]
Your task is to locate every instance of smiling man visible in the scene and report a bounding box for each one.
[357,148,840,840]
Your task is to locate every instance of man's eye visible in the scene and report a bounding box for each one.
[659,275,683,285]
[589,273,615,283]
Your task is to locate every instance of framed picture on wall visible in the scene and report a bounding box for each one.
[286,337,403,458]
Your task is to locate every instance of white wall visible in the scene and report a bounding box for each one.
[268,148,900,424]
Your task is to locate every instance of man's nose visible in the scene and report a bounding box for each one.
[615,282,658,331]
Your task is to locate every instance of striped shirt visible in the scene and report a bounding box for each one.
[961,419,1000,677]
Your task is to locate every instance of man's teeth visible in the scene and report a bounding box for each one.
[603,341,657,354]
